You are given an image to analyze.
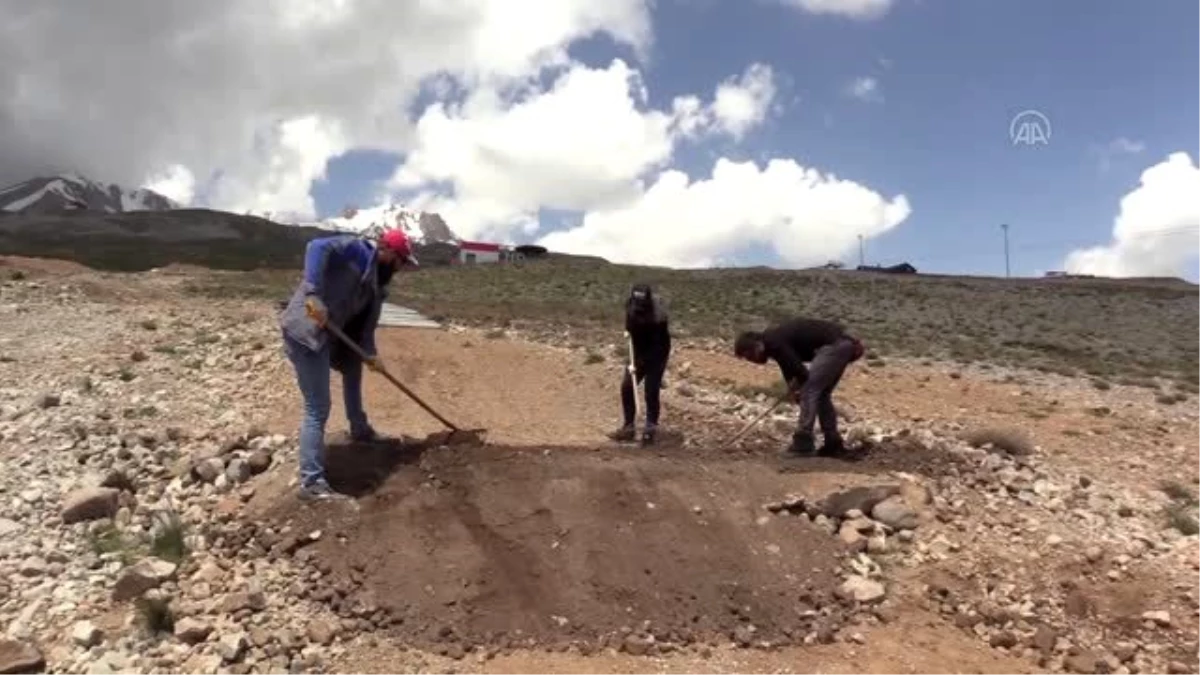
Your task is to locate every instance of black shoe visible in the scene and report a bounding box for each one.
[785,432,816,456]
[640,424,657,446]
[607,425,636,443]
[817,438,847,457]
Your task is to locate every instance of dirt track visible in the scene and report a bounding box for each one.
[241,325,997,671]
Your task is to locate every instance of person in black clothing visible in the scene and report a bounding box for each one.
[733,317,864,456]
[608,283,671,445]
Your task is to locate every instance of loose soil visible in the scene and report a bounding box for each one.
[262,442,866,653]
[246,325,1050,672]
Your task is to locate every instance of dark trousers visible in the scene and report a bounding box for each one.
[796,337,860,444]
[621,359,667,427]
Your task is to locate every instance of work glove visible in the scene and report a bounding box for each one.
[787,377,804,404]
[304,296,328,327]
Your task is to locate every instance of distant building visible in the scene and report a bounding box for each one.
[857,262,918,274]
[456,241,525,264]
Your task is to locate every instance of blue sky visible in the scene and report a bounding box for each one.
[308,0,1200,279]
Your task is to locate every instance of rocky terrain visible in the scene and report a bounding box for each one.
[0,255,1196,674]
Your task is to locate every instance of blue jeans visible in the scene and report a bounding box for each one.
[283,334,372,488]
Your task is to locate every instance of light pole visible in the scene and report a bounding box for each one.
[858,234,865,267]
[1001,223,1010,278]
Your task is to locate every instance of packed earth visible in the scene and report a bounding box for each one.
[1,256,1197,674]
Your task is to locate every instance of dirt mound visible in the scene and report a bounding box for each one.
[256,439,862,653]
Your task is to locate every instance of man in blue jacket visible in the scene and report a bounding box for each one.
[279,229,418,501]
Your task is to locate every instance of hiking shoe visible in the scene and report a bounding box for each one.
[607,425,637,443]
[350,425,381,443]
[817,438,847,457]
[640,424,658,446]
[298,482,350,502]
[784,432,816,457]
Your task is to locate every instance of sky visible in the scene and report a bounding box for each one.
[1,0,1197,279]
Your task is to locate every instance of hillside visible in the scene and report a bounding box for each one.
[389,260,1200,390]
[166,257,1200,392]
[0,209,337,271]
[1,210,1195,389]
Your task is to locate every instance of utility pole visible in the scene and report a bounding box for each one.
[858,234,865,267]
[1001,223,1011,278]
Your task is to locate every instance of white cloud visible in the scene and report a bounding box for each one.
[1,1,911,269]
[1107,137,1147,155]
[777,0,894,20]
[844,76,883,102]
[388,60,779,240]
[142,164,196,206]
[1091,136,1147,172]
[711,63,778,139]
[1064,151,1200,278]
[538,157,912,268]
[0,0,652,219]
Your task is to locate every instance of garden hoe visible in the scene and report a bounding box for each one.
[307,301,486,446]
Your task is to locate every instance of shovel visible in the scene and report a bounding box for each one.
[626,331,644,425]
[307,301,485,446]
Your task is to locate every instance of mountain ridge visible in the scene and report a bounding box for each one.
[0,173,177,214]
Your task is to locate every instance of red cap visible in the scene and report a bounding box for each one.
[379,229,417,265]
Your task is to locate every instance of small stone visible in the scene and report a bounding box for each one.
[18,558,46,577]
[1141,610,1171,627]
[871,496,921,530]
[866,534,889,554]
[71,621,103,648]
[306,620,337,646]
[733,624,756,647]
[173,618,213,645]
[61,487,120,524]
[225,459,251,484]
[622,635,653,656]
[217,632,247,663]
[1084,546,1103,563]
[1031,625,1057,653]
[1167,661,1191,674]
[247,450,272,475]
[0,519,20,537]
[1046,534,1063,546]
[0,640,44,674]
[990,631,1018,649]
[1066,651,1099,674]
[839,523,864,546]
[193,457,224,483]
[38,394,60,409]
[837,576,886,604]
[113,558,178,601]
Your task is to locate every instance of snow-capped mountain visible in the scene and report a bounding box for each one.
[287,202,460,245]
[0,173,178,214]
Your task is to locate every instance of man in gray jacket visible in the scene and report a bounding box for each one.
[279,229,417,501]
